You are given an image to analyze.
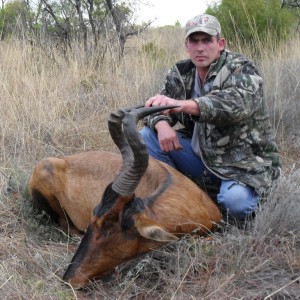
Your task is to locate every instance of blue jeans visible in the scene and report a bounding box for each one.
[140,126,259,220]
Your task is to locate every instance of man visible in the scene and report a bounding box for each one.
[141,14,281,220]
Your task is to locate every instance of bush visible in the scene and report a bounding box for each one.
[206,0,297,49]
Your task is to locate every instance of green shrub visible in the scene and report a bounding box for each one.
[206,0,297,49]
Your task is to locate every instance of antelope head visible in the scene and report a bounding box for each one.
[63,105,179,288]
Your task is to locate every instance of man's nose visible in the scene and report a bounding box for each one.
[196,42,204,51]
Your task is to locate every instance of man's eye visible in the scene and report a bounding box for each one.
[203,38,211,43]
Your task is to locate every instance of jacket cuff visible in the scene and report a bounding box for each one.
[143,114,173,130]
[191,97,210,122]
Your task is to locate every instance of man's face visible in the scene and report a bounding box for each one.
[185,32,225,70]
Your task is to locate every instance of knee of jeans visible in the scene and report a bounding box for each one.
[218,184,258,220]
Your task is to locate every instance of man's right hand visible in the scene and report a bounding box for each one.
[155,121,182,152]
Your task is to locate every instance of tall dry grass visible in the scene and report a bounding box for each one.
[0,27,300,299]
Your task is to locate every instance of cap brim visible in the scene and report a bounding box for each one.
[185,27,218,39]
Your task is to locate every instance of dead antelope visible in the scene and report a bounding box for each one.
[29,105,221,288]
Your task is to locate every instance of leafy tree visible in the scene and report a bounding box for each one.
[0,0,152,61]
[37,0,152,58]
[206,0,297,48]
[0,0,32,39]
[105,0,152,58]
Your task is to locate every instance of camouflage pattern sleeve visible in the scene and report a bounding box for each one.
[192,57,264,126]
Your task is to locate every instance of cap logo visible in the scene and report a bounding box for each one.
[199,16,209,25]
[188,21,197,26]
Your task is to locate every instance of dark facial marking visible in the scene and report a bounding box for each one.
[93,183,119,217]
[63,223,94,281]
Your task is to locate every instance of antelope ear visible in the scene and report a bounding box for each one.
[133,214,178,242]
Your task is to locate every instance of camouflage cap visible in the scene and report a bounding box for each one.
[185,14,221,39]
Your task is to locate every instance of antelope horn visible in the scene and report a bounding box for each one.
[111,105,179,195]
[108,105,144,176]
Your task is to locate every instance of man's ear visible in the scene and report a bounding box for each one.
[218,37,225,51]
[133,214,178,242]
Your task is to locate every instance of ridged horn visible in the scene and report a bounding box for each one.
[108,105,179,195]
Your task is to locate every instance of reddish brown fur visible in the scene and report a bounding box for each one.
[30,151,122,232]
[29,150,221,287]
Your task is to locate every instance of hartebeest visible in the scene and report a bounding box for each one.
[29,105,221,288]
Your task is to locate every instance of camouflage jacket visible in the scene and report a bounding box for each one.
[144,50,282,196]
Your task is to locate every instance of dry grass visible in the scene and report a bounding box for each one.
[0,28,300,299]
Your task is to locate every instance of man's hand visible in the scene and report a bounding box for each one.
[145,95,200,116]
[145,95,182,115]
[155,121,182,152]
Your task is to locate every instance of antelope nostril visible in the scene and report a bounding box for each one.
[63,274,90,289]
